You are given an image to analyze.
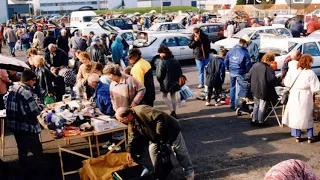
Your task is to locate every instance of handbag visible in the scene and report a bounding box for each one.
[281,71,301,105]
[180,85,194,100]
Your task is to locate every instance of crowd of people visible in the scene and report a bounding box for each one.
[0,12,320,179]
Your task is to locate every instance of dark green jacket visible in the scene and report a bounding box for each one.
[127,105,181,153]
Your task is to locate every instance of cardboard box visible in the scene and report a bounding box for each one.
[91,116,119,132]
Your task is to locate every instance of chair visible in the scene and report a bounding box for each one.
[263,97,283,127]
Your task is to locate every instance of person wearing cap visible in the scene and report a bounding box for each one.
[87,31,95,47]
[242,34,259,64]
[79,35,88,51]
[6,69,44,171]
[129,48,155,106]
[86,37,105,65]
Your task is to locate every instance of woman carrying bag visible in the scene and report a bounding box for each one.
[282,54,320,143]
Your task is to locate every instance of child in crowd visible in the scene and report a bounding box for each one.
[205,48,226,106]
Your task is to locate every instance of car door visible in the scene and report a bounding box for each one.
[304,42,320,76]
[161,37,181,59]
[121,32,135,45]
[176,36,193,60]
[276,28,292,37]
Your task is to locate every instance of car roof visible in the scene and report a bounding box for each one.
[287,38,320,43]
[155,22,182,25]
[245,26,278,30]
[150,33,189,38]
[187,23,224,28]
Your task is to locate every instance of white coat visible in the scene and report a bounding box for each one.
[227,24,234,38]
[282,69,320,129]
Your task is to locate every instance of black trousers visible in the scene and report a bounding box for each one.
[0,94,4,110]
[13,130,43,166]
[207,85,222,103]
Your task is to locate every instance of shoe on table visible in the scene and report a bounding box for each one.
[205,102,211,106]
[186,171,195,180]
[197,84,204,89]
[108,143,121,151]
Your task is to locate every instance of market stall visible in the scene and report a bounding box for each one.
[38,100,127,180]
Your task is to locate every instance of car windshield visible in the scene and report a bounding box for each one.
[83,16,97,22]
[133,36,157,47]
[233,29,255,38]
[97,19,118,33]
[149,24,160,31]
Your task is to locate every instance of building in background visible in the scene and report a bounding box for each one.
[0,0,9,23]
[7,0,32,19]
[106,0,137,9]
[137,0,197,7]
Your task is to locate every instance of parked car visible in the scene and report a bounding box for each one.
[132,33,194,67]
[212,26,293,53]
[106,18,133,30]
[307,30,320,38]
[148,22,186,32]
[248,17,265,26]
[261,35,320,76]
[183,23,224,44]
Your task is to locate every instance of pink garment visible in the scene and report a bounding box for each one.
[0,69,10,95]
[307,20,317,34]
[264,159,318,180]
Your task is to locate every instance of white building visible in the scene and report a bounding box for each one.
[0,0,8,23]
[137,0,196,7]
[32,0,137,14]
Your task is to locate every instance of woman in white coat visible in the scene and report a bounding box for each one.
[282,54,320,143]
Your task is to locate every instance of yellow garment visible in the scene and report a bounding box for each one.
[130,58,151,85]
[79,152,138,180]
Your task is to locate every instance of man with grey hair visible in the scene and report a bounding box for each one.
[45,43,69,67]
[57,29,70,54]
[86,37,105,64]
[69,31,81,52]
[87,73,114,115]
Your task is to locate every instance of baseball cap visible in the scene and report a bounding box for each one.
[242,34,250,43]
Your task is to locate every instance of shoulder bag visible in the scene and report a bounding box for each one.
[281,71,302,105]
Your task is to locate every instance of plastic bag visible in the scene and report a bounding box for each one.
[180,85,194,101]
[44,96,56,105]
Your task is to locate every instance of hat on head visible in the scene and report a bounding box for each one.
[242,34,250,43]
[92,38,100,43]
[89,31,95,35]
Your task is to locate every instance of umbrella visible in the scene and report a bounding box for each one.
[0,54,30,72]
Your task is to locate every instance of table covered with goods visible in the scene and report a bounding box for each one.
[38,100,128,180]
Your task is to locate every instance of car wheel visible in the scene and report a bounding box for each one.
[152,56,161,69]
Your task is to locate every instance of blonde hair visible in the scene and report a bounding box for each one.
[33,55,45,67]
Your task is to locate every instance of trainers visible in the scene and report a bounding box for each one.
[186,171,195,180]
[197,84,204,89]
[215,102,221,106]
[102,141,111,149]
[205,102,211,106]
[108,143,121,151]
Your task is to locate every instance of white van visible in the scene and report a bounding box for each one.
[70,11,97,28]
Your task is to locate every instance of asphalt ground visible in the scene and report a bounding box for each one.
[1,47,320,180]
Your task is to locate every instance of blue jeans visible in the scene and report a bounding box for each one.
[8,42,16,55]
[22,43,30,57]
[291,128,313,138]
[230,74,245,109]
[195,56,210,85]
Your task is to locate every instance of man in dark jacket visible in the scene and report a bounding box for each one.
[205,48,226,106]
[43,31,56,50]
[188,27,211,89]
[86,38,105,65]
[291,20,304,38]
[57,29,69,54]
[116,105,194,180]
[247,52,278,125]
[225,39,252,110]
[87,31,94,46]
[79,35,88,51]
[45,44,69,68]
[87,74,114,115]
[128,48,155,106]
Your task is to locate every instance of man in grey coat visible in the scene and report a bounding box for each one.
[69,31,81,52]
[4,25,18,57]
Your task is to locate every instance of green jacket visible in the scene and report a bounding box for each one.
[127,105,181,153]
